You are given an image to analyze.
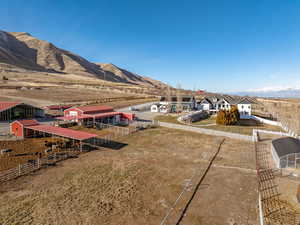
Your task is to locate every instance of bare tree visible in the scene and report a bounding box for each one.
[176,83,183,113]
[166,84,172,113]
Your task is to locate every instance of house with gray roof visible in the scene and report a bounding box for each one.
[199,95,255,117]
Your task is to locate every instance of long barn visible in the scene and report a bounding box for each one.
[0,102,44,121]
[59,105,134,125]
[10,119,98,151]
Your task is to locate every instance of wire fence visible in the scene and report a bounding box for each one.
[255,133,300,225]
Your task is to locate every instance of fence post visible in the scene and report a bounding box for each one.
[18,164,21,176]
[258,193,264,225]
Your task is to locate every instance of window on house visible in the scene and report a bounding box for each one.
[241,105,244,109]
[248,106,251,109]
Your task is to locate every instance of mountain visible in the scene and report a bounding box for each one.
[96,63,165,88]
[0,30,166,88]
[232,87,300,98]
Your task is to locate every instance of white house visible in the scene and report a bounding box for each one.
[215,98,231,111]
[200,98,212,111]
[236,99,252,116]
[199,96,255,118]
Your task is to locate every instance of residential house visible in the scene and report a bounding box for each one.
[199,95,254,118]
[151,96,197,113]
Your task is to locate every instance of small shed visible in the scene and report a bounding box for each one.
[151,104,160,113]
[271,137,300,169]
[10,119,40,138]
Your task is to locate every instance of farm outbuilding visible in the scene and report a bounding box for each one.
[59,105,134,126]
[10,120,98,151]
[271,137,300,169]
[11,120,97,140]
[10,119,40,138]
[0,102,44,121]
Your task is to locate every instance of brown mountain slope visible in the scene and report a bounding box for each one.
[9,32,105,76]
[0,31,45,71]
[0,30,167,88]
[96,63,162,86]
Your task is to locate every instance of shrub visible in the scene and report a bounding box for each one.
[216,110,227,125]
[216,105,240,125]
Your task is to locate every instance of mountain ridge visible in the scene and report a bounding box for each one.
[0,30,167,88]
[232,87,300,98]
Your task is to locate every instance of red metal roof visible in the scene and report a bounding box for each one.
[76,105,114,113]
[90,111,122,119]
[57,115,93,120]
[57,112,123,121]
[26,125,97,140]
[45,105,73,110]
[0,102,21,112]
[14,119,39,126]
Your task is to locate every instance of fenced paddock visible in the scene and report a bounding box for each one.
[0,151,79,183]
[0,120,156,183]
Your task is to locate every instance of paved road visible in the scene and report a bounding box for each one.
[118,102,158,121]
[159,121,253,141]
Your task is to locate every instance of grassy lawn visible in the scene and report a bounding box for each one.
[154,114,182,124]
[204,119,284,135]
[191,116,216,125]
[155,114,284,136]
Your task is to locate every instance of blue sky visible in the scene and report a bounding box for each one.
[1,0,300,92]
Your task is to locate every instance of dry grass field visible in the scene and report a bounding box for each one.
[0,87,156,110]
[0,127,258,225]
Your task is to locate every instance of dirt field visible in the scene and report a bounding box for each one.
[0,127,258,225]
[0,137,64,171]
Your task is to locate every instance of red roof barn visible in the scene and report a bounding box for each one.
[10,119,39,138]
[64,105,114,117]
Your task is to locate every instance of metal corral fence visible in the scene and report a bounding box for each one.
[252,129,292,142]
[255,143,300,225]
[0,120,157,183]
[0,151,79,183]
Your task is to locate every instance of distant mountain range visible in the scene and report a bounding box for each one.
[232,87,300,98]
[0,30,167,88]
